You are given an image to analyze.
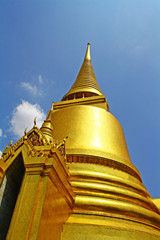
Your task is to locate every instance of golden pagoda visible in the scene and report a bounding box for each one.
[0,44,160,240]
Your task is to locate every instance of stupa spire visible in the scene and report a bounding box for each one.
[62,43,102,100]
[85,42,91,60]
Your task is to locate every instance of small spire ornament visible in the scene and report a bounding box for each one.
[10,140,13,148]
[34,117,37,128]
[24,127,28,140]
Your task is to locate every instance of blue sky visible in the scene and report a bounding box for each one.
[0,0,160,198]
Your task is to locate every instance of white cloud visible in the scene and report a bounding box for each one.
[21,82,38,95]
[38,74,43,84]
[20,75,43,96]
[10,100,46,139]
[0,129,2,137]
[0,151,2,158]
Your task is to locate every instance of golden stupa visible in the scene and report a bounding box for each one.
[0,44,160,240]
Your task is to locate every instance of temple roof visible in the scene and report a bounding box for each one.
[62,43,102,100]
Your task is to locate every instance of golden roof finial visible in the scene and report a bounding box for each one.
[85,43,91,60]
[62,43,102,100]
[34,117,37,128]
[10,141,13,147]
[24,127,27,135]
[24,127,28,140]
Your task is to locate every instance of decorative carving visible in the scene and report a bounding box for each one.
[38,151,43,157]
[67,155,142,182]
[1,126,67,163]
[55,136,68,159]
[28,131,43,146]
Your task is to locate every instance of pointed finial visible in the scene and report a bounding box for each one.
[10,141,13,147]
[24,127,28,140]
[85,43,91,61]
[24,127,27,136]
[34,117,37,128]
[51,102,54,110]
